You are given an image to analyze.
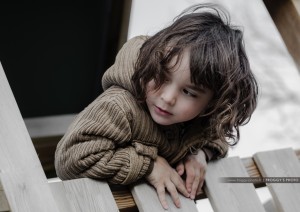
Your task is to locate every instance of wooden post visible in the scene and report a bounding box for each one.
[263,0,300,70]
[0,62,59,212]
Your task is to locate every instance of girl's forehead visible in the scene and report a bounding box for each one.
[165,47,191,67]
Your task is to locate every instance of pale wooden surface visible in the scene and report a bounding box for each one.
[254,148,300,212]
[0,62,59,211]
[49,178,119,212]
[24,114,76,138]
[204,156,266,212]
[131,182,198,212]
[34,150,300,211]
[50,150,297,211]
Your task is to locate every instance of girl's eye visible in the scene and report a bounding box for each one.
[183,89,197,97]
[164,77,171,84]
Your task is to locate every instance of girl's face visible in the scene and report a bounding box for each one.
[145,48,213,126]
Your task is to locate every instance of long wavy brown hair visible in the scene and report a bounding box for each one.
[132,4,258,146]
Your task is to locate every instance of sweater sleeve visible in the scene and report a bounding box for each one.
[55,92,155,185]
[182,121,229,161]
[202,138,228,160]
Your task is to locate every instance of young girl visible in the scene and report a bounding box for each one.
[55,4,258,210]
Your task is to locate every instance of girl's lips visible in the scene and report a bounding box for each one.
[154,106,173,116]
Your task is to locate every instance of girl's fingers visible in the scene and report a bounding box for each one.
[172,175,190,198]
[156,185,169,210]
[197,180,204,196]
[176,161,184,176]
[185,165,207,199]
[190,175,200,199]
[166,182,181,208]
[157,177,185,210]
[191,167,205,199]
[196,168,206,195]
[185,166,195,193]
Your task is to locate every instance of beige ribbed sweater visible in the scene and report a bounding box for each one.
[55,36,228,185]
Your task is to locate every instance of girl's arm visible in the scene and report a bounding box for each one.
[55,91,156,185]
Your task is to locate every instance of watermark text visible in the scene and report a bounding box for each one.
[221,177,300,183]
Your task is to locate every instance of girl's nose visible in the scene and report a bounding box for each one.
[160,85,176,106]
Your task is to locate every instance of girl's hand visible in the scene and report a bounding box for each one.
[145,156,190,210]
[176,149,207,199]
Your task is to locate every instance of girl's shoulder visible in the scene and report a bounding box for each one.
[126,35,149,46]
[100,85,137,101]
[97,85,146,115]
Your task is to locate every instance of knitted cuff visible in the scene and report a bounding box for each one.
[202,147,214,162]
[144,159,154,177]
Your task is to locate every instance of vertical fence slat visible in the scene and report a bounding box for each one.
[204,157,265,212]
[254,148,300,212]
[0,62,59,212]
[131,182,198,212]
[49,178,119,212]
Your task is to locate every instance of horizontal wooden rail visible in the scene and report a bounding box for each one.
[2,150,299,212]
[110,149,300,212]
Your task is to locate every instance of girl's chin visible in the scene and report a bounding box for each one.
[150,115,174,126]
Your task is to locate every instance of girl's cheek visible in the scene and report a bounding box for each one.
[146,80,156,93]
[147,80,156,88]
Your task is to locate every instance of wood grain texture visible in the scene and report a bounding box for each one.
[49,178,119,212]
[254,148,300,212]
[109,151,300,210]
[263,0,300,70]
[131,182,198,212]
[0,62,59,211]
[204,157,265,212]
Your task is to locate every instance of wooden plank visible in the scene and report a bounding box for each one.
[131,182,198,212]
[109,185,137,211]
[49,178,119,212]
[263,0,300,70]
[204,157,265,212]
[24,114,76,138]
[107,150,300,210]
[0,62,59,212]
[254,148,300,212]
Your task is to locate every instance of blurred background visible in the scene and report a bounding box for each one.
[0,0,299,211]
